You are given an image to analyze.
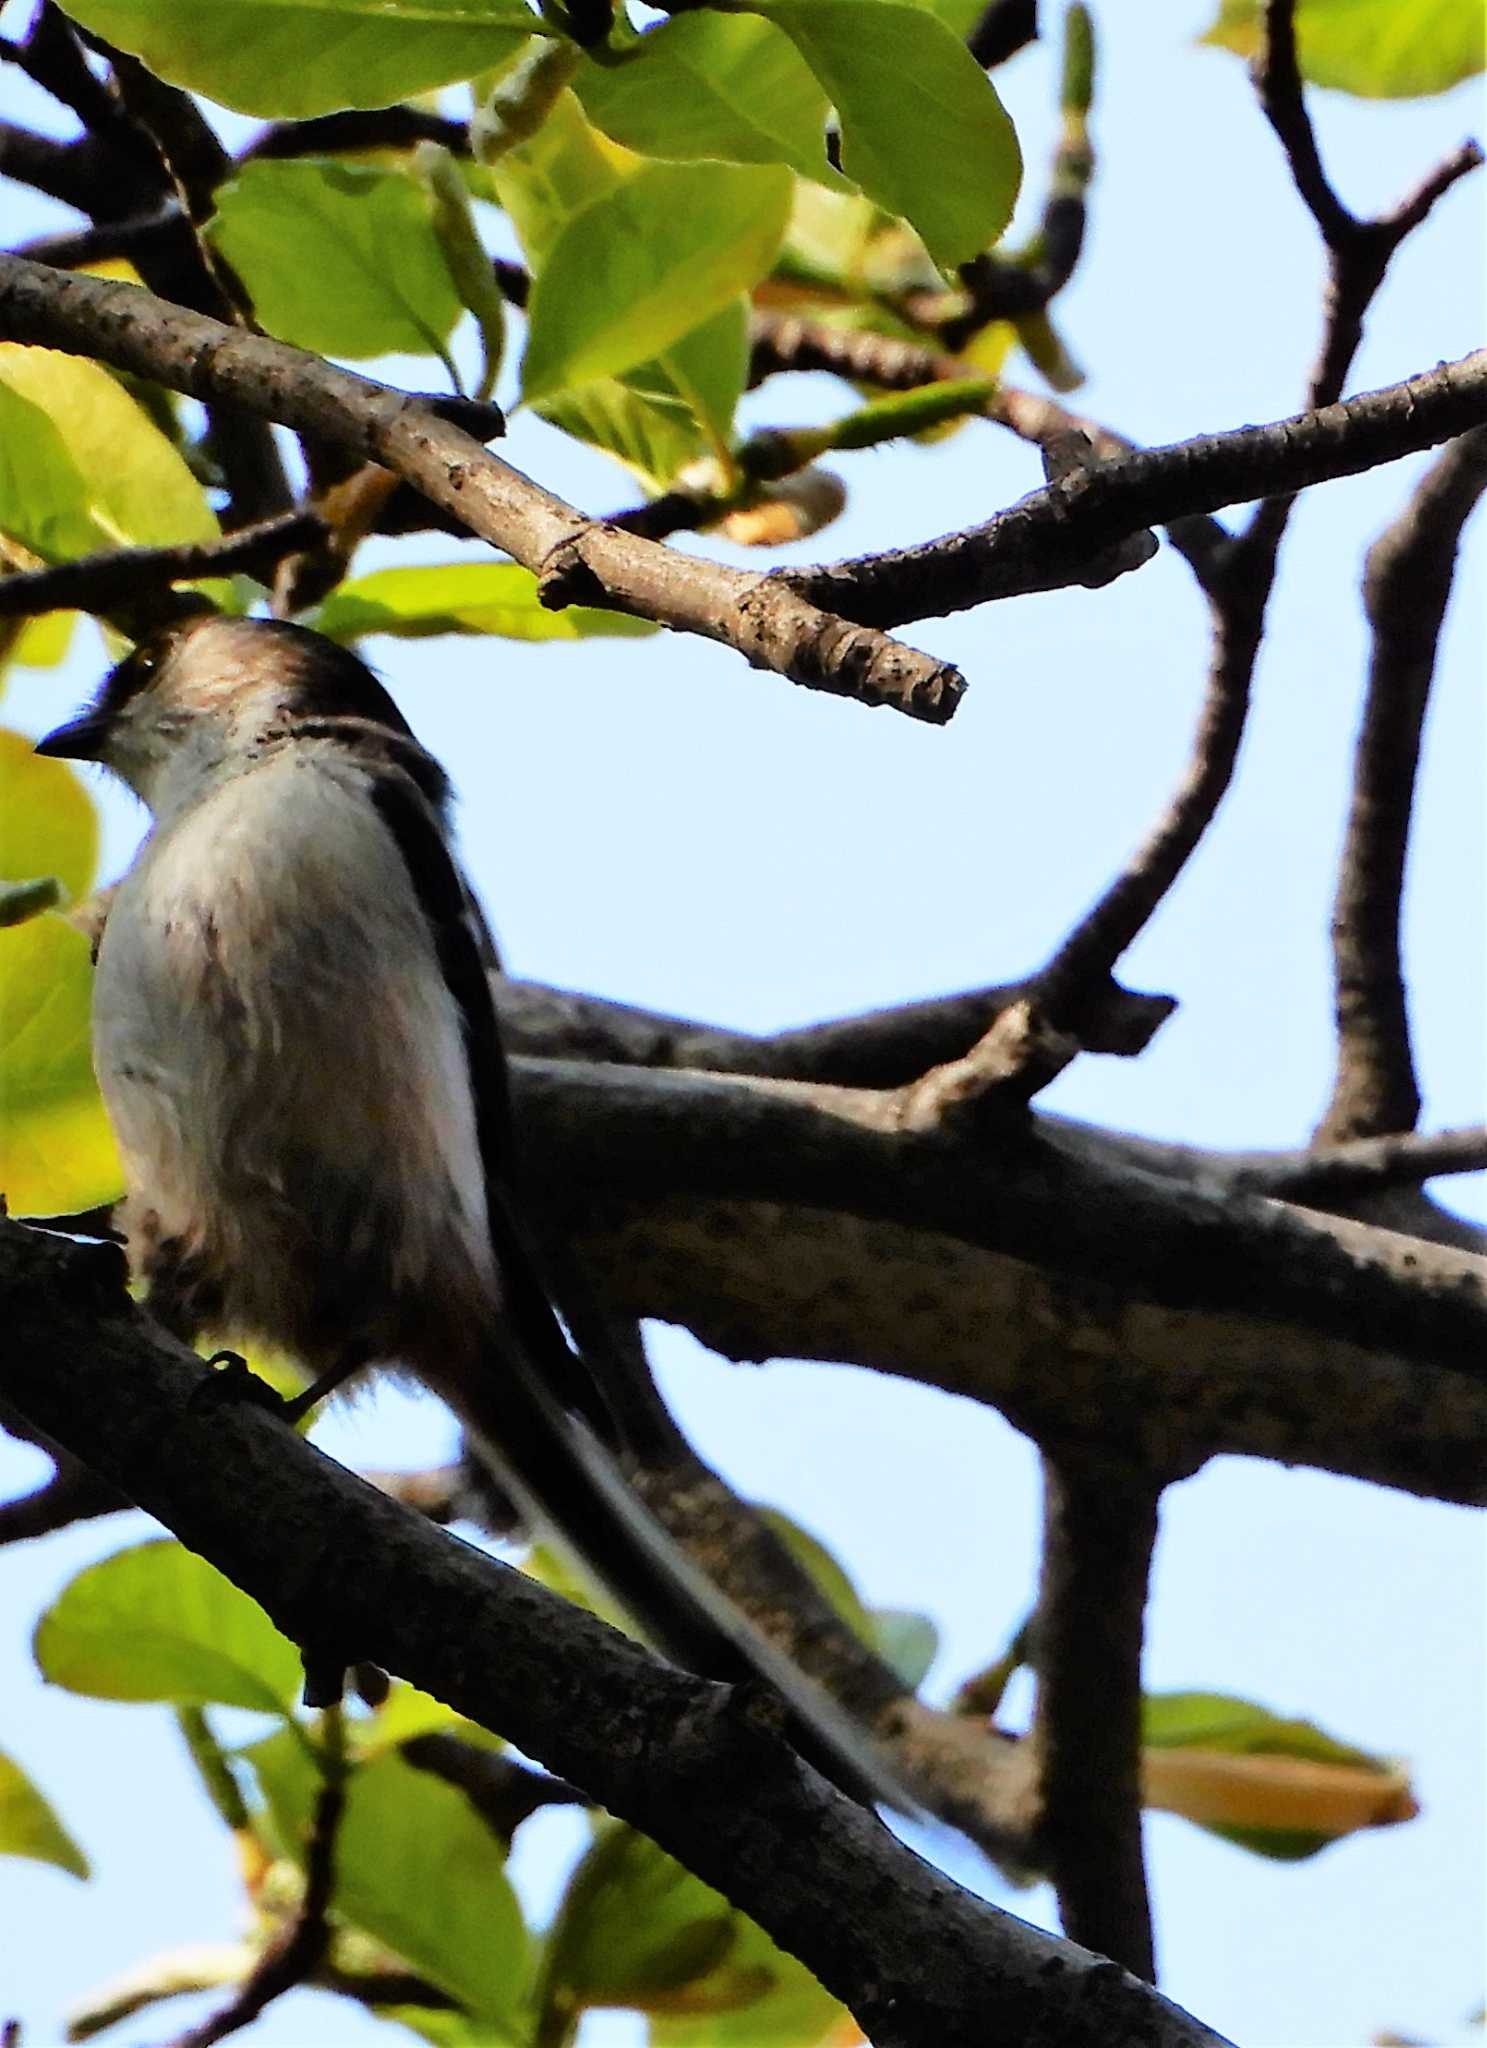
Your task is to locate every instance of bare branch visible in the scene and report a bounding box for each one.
[507,1056,1487,1505]
[0,1216,1233,2048]
[1317,426,1487,1144]
[781,350,1487,627]
[0,510,327,624]
[0,254,964,722]
[1031,1457,1159,1980]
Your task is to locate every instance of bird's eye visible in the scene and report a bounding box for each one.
[131,647,158,681]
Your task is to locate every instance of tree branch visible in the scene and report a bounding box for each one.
[0,1217,1232,2048]
[1316,426,1487,1144]
[0,253,964,722]
[1030,1457,1159,1980]
[500,1057,1487,1505]
[0,510,327,623]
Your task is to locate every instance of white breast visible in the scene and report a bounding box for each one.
[94,745,496,1362]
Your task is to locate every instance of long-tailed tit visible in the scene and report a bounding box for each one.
[38,613,899,1798]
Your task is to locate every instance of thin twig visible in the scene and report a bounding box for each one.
[1013,3,1481,1044]
[1236,1126,1487,1201]
[1315,427,1487,1144]
[167,1713,346,2048]
[0,510,327,623]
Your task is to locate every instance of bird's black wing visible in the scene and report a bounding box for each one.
[363,759,910,1808]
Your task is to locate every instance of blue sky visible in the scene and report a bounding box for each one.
[1,7,1483,2045]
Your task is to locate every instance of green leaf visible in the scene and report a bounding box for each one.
[540,300,750,489]
[5,611,79,672]
[209,161,464,364]
[758,1509,874,1639]
[0,734,121,1211]
[538,1821,739,2036]
[651,1908,854,2044]
[413,142,508,396]
[0,384,103,564]
[1143,1691,1418,1861]
[0,1751,90,1879]
[53,0,542,119]
[0,727,99,901]
[748,0,1021,266]
[34,1540,304,1715]
[1202,0,1485,97]
[246,1729,530,2023]
[489,88,635,267]
[314,562,657,643]
[0,346,220,557]
[360,1679,507,1755]
[521,159,792,401]
[576,14,832,182]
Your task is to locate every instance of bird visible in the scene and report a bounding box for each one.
[36,610,901,1798]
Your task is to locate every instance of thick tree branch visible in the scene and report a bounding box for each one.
[1316,427,1487,1145]
[498,1057,1487,1504]
[0,1217,1231,2048]
[1030,1457,1159,1980]
[0,254,963,721]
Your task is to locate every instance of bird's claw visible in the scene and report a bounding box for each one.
[190,1350,288,1416]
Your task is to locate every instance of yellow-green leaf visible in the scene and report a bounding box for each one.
[540,300,750,489]
[748,0,1022,266]
[489,88,636,267]
[0,914,121,1217]
[0,728,99,901]
[0,346,219,555]
[52,0,541,119]
[521,160,792,402]
[209,161,465,364]
[246,1729,530,2023]
[1202,0,1485,98]
[576,14,832,183]
[34,1540,304,1715]
[1142,1691,1418,1860]
[0,1750,90,1879]
[314,562,657,643]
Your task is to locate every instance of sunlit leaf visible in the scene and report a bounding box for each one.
[246,1729,530,2022]
[0,347,219,556]
[576,14,832,183]
[34,1540,303,1715]
[53,0,541,118]
[1142,1691,1418,1860]
[0,1751,90,1879]
[0,729,98,903]
[209,161,464,364]
[0,916,121,1217]
[539,301,749,489]
[1202,0,1484,96]
[748,0,1021,265]
[489,88,635,267]
[652,1904,856,2044]
[314,562,656,643]
[522,160,792,401]
[538,1821,739,2036]
[0,382,108,565]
